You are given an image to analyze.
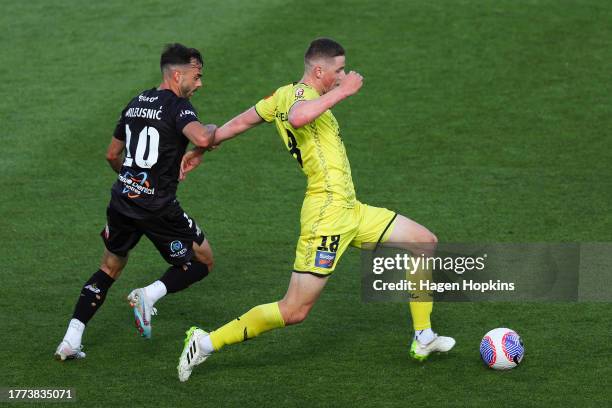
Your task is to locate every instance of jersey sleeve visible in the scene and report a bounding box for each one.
[175,99,200,133]
[113,106,128,141]
[254,91,278,122]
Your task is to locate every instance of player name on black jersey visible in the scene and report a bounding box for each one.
[125,107,163,120]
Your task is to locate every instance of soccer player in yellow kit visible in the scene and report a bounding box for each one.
[177,38,455,381]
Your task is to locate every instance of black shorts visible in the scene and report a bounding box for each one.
[101,202,205,266]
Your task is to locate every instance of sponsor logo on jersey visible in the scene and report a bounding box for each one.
[170,240,188,258]
[295,88,304,98]
[138,94,159,103]
[275,111,288,121]
[170,240,183,252]
[315,250,336,269]
[119,171,155,199]
[179,109,196,118]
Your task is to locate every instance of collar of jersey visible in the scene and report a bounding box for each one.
[295,82,320,96]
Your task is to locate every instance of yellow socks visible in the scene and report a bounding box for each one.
[210,302,285,351]
[409,300,433,330]
[407,259,433,331]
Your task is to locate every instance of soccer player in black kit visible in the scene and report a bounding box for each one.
[55,44,216,360]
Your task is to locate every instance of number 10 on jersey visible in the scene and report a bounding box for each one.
[123,125,160,169]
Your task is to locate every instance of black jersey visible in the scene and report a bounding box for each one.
[110,88,199,218]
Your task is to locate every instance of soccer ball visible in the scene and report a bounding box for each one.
[479,328,524,370]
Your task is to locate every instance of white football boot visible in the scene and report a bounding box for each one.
[54,340,86,361]
[410,334,456,361]
[177,327,211,382]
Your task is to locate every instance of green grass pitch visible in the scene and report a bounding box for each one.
[1,0,610,406]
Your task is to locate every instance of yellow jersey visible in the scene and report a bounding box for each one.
[255,83,356,208]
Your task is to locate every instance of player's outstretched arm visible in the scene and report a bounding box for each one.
[106,136,125,173]
[289,71,363,128]
[179,108,263,180]
[214,106,263,145]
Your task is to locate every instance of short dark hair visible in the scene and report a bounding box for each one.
[160,43,203,72]
[304,38,345,63]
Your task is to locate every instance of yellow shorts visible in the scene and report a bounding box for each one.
[293,198,397,276]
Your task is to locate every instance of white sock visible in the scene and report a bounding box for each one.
[414,328,435,345]
[198,334,215,354]
[63,319,85,348]
[144,280,167,306]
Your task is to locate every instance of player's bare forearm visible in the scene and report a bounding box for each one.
[106,136,125,173]
[214,107,263,145]
[203,123,217,146]
[202,124,218,150]
[108,157,123,173]
[183,122,217,149]
[288,88,349,128]
[289,71,363,128]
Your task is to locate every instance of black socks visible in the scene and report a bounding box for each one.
[71,269,115,324]
[160,261,209,293]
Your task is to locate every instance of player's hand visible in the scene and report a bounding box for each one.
[339,71,363,97]
[179,150,204,181]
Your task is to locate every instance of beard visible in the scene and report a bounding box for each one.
[180,84,196,98]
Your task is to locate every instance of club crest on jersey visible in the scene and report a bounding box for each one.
[315,250,336,269]
[295,88,304,98]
